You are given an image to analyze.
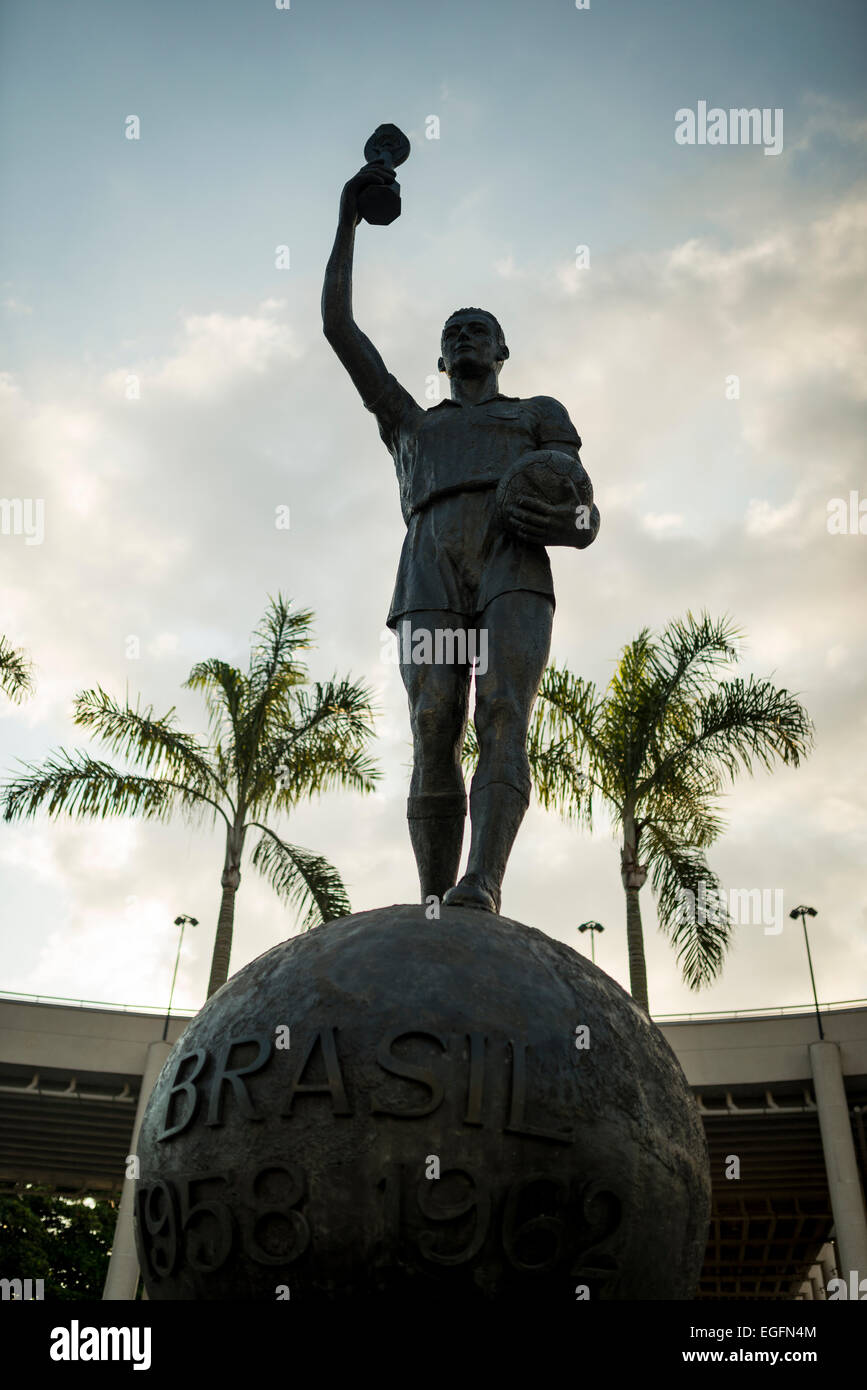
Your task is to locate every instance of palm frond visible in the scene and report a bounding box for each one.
[255,678,380,807]
[266,741,380,808]
[536,665,607,760]
[643,826,731,990]
[462,666,605,824]
[247,595,313,695]
[250,824,351,929]
[601,634,661,792]
[531,665,613,817]
[607,614,741,791]
[0,638,34,702]
[640,770,726,849]
[526,727,595,826]
[460,718,480,773]
[649,612,743,701]
[241,596,315,775]
[183,659,248,757]
[2,752,224,826]
[72,688,226,800]
[640,675,814,797]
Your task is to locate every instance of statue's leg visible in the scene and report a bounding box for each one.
[444,591,553,914]
[399,610,473,904]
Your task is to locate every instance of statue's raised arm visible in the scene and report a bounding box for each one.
[321,165,391,403]
[321,126,411,406]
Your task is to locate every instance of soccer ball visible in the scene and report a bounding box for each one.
[496,449,592,540]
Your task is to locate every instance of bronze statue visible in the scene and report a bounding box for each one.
[135,133,710,1312]
[322,129,600,913]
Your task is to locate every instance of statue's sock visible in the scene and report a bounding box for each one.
[407,791,467,903]
[460,781,530,914]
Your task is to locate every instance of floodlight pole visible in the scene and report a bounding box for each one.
[162,914,198,1041]
[789,905,823,1040]
[577,920,605,965]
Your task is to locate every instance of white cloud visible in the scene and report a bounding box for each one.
[789,93,867,154]
[104,310,304,402]
[744,496,803,538]
[494,254,520,279]
[825,644,849,671]
[642,512,685,536]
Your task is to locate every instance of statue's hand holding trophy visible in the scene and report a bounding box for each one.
[342,123,411,227]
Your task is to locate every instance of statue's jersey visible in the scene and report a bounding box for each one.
[363,373,583,625]
[364,375,581,522]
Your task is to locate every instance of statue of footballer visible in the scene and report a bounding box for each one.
[322,128,600,915]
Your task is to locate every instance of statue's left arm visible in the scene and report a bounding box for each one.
[511,396,601,549]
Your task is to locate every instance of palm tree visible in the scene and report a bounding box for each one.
[467,612,813,1011]
[2,595,380,996]
[0,637,33,702]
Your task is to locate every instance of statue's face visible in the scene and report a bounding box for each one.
[439,312,506,378]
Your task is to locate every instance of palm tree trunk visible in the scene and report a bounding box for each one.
[621,808,650,1010]
[207,875,238,998]
[624,884,649,1011]
[207,828,244,998]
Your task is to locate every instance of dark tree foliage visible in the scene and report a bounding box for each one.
[0,1185,118,1300]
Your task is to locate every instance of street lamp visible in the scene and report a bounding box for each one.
[578,920,605,965]
[162,914,198,1041]
[789,905,822,1040]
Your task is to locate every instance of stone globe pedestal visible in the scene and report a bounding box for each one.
[134,905,710,1301]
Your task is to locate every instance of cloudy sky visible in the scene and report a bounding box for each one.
[1,0,865,1020]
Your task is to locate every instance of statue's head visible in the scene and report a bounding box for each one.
[438,308,509,379]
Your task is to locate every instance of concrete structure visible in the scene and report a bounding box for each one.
[809,1041,867,1291]
[1,993,865,1299]
[101,1039,171,1300]
[661,1005,867,1297]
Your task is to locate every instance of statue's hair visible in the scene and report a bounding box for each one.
[442,307,507,356]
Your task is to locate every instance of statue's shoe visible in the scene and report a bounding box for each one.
[443,874,499,913]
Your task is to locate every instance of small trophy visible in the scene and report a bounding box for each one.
[357,123,411,226]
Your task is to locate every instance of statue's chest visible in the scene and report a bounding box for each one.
[414,402,535,466]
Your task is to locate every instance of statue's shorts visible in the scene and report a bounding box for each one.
[386,486,555,627]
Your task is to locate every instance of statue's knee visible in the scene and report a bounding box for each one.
[474,691,525,744]
[472,691,531,798]
[412,698,463,760]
